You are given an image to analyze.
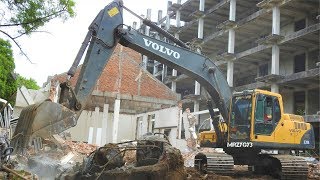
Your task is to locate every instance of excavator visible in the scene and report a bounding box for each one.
[11,0,314,179]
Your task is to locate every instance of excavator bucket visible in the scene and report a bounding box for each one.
[11,101,77,153]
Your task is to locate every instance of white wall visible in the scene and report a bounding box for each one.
[154,107,179,128]
[68,110,136,145]
[67,106,184,148]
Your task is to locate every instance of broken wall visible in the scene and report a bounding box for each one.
[67,106,184,148]
[13,86,50,118]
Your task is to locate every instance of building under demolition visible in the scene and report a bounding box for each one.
[136,0,319,153]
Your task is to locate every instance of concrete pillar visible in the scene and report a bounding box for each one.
[112,98,121,143]
[101,104,109,145]
[271,84,279,93]
[162,65,167,82]
[272,6,280,35]
[228,29,235,53]
[171,69,177,91]
[92,107,100,144]
[271,45,280,75]
[305,90,308,115]
[153,33,160,75]
[198,18,204,39]
[139,14,145,33]
[198,0,205,39]
[142,9,151,70]
[271,6,280,93]
[195,81,201,95]
[226,0,236,87]
[158,10,163,25]
[178,109,182,139]
[146,9,151,34]
[229,0,236,21]
[171,1,181,92]
[305,51,309,71]
[199,0,205,11]
[271,45,279,93]
[227,61,234,87]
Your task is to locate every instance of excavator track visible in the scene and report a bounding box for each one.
[272,155,308,180]
[195,152,234,175]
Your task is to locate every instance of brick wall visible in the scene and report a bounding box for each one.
[51,45,177,101]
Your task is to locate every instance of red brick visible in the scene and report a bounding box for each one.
[51,45,177,101]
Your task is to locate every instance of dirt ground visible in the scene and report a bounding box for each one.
[185,166,275,180]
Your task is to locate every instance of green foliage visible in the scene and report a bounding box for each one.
[0,38,17,102]
[1,0,76,35]
[16,75,40,90]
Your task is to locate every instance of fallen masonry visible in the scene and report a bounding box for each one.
[61,134,186,180]
[1,132,319,179]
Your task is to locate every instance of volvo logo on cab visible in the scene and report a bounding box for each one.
[142,38,180,59]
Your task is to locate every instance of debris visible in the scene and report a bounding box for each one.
[61,134,187,180]
[53,134,66,144]
[308,162,320,179]
[64,140,97,155]
[60,152,75,165]
[1,165,29,180]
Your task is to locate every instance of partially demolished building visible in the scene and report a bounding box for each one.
[138,0,319,150]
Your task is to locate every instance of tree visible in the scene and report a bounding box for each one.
[16,75,40,90]
[0,0,76,61]
[0,38,17,103]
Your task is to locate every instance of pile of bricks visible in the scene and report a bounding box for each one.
[64,140,98,155]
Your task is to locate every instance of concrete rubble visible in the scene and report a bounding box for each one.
[60,134,186,180]
[308,161,320,179]
[1,131,319,180]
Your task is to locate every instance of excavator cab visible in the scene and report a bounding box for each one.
[228,90,280,142]
[229,91,252,142]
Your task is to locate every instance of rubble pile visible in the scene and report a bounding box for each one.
[308,162,320,179]
[62,134,186,180]
[11,135,97,179]
[64,141,97,155]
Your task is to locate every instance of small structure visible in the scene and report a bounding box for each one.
[45,45,184,147]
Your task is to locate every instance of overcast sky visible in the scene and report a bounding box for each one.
[11,0,170,86]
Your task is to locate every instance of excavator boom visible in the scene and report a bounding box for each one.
[11,0,231,152]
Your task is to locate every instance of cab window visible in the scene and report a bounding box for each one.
[254,94,280,135]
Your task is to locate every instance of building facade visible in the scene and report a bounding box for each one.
[139,0,319,123]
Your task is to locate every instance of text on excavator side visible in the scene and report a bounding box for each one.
[143,38,180,59]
